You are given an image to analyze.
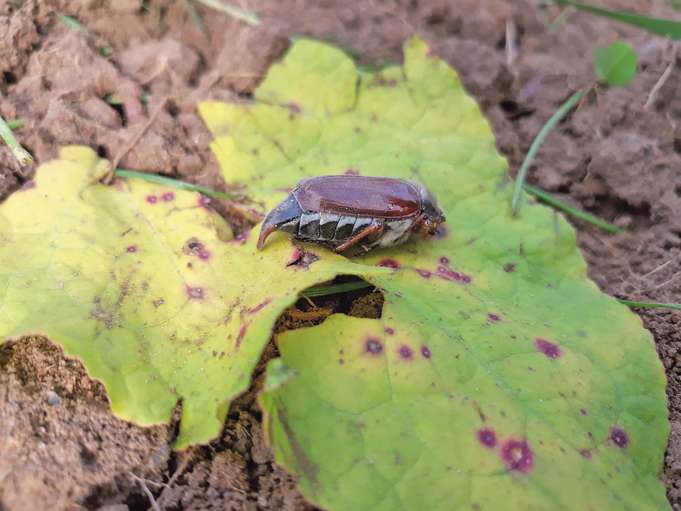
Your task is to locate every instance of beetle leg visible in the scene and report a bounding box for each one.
[335,223,384,253]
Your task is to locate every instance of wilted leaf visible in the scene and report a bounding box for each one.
[202,38,669,509]
[0,146,385,448]
[594,41,638,87]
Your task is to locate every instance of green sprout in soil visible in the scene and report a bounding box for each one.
[553,0,681,39]
[511,89,584,216]
[0,114,33,166]
[59,14,113,56]
[193,0,260,27]
[522,184,623,234]
[114,169,243,201]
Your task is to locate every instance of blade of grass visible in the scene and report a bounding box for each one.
[0,114,33,166]
[114,169,244,200]
[523,183,624,233]
[553,0,681,39]
[193,0,260,27]
[181,0,210,39]
[511,89,585,215]
[617,299,681,311]
[303,280,373,298]
[59,14,89,33]
[6,118,24,131]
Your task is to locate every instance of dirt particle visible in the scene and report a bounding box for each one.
[365,337,383,355]
[500,438,534,473]
[46,390,61,407]
[186,286,205,300]
[610,427,629,448]
[477,428,497,448]
[535,338,562,359]
[377,258,401,269]
[398,345,413,360]
[420,345,432,359]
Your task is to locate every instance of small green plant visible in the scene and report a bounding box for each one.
[594,41,638,87]
[0,114,32,166]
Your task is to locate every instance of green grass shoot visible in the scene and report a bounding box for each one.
[193,0,260,27]
[523,184,624,233]
[511,89,585,215]
[617,299,681,311]
[0,114,33,166]
[114,169,244,200]
[553,0,681,39]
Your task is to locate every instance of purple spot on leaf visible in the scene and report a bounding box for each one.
[287,247,319,269]
[579,449,592,459]
[365,337,383,355]
[126,245,138,253]
[198,248,211,260]
[437,266,471,284]
[503,263,516,273]
[236,323,249,348]
[378,258,400,269]
[416,269,431,279]
[439,256,450,265]
[500,439,534,473]
[384,327,395,336]
[610,427,629,448]
[198,195,211,209]
[487,313,501,322]
[580,409,588,416]
[398,345,413,360]
[477,428,497,448]
[186,286,205,300]
[248,298,272,315]
[288,102,301,114]
[420,346,432,359]
[161,192,175,202]
[344,168,359,176]
[535,338,561,359]
[146,195,158,204]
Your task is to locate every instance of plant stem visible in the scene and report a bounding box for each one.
[617,299,681,311]
[193,0,260,26]
[0,114,33,166]
[511,89,585,215]
[523,183,624,233]
[6,118,24,130]
[303,280,373,298]
[114,169,244,200]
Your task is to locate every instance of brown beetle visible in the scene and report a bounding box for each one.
[257,175,446,254]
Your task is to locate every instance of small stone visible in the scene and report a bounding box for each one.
[46,390,61,406]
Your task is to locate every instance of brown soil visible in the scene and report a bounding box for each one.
[1,0,680,509]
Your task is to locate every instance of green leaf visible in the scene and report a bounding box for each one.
[554,0,681,39]
[0,146,387,448]
[201,38,670,510]
[594,41,638,87]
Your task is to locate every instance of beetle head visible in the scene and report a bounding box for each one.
[418,186,446,235]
